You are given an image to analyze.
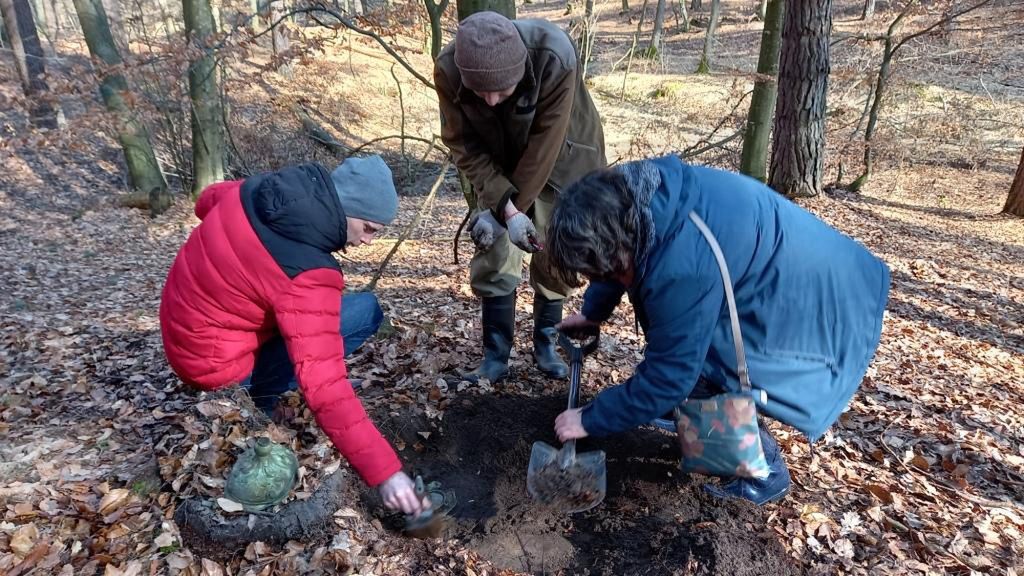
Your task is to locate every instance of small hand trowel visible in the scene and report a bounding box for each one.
[402,475,457,539]
[526,327,607,513]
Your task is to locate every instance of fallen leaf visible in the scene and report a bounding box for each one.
[200,558,225,576]
[216,498,245,513]
[9,523,38,557]
[153,532,176,549]
[865,484,894,504]
[97,489,131,515]
[196,400,239,419]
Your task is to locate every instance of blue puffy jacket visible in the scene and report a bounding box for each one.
[579,156,889,441]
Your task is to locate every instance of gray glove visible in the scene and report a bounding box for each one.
[469,210,501,252]
[506,212,541,253]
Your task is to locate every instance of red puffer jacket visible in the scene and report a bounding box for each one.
[159,164,401,487]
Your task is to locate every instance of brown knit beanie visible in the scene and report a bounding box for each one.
[454,12,528,92]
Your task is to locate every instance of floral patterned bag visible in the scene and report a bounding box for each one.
[674,213,770,480]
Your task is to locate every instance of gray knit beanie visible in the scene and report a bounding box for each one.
[454,11,527,92]
[330,155,399,225]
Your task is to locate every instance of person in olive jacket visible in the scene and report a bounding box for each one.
[434,11,607,384]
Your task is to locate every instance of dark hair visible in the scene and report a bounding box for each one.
[545,169,638,288]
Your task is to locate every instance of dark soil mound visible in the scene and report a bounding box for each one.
[364,394,801,576]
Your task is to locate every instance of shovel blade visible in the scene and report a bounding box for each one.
[527,441,607,513]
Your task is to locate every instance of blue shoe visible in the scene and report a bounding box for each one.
[703,427,791,506]
[652,417,676,432]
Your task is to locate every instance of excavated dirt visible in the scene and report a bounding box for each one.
[362,395,801,576]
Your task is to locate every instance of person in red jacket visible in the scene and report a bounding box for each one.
[160,155,428,516]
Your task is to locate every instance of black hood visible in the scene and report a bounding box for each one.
[240,163,347,279]
[244,163,347,252]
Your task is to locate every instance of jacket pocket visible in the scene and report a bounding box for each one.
[566,139,599,153]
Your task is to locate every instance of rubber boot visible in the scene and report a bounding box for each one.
[704,426,791,505]
[462,293,516,383]
[532,296,569,379]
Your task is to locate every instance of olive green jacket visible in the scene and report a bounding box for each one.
[434,19,607,219]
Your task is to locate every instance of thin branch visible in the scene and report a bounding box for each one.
[892,0,993,54]
[364,157,452,291]
[345,134,448,159]
[680,130,743,158]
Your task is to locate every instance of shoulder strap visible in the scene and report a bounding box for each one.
[688,212,750,392]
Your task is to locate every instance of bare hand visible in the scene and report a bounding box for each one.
[378,472,432,517]
[555,408,588,442]
[557,313,599,334]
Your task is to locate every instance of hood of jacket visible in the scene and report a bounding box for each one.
[244,163,348,252]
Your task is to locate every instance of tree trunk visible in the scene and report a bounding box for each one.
[269,0,290,75]
[861,0,874,20]
[768,0,831,198]
[620,0,627,13]
[73,0,170,215]
[757,0,767,19]
[739,0,783,182]
[423,0,448,59]
[183,0,225,196]
[690,0,700,10]
[1003,147,1024,217]
[675,0,688,31]
[695,0,718,73]
[1,0,58,127]
[455,0,513,21]
[649,0,666,56]
[100,0,124,46]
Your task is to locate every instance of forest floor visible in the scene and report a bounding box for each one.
[1,0,1023,575]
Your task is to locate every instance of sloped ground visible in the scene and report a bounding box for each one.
[1,0,1023,574]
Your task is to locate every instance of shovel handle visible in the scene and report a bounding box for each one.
[559,326,599,467]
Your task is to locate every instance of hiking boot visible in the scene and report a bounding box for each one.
[533,295,568,379]
[461,293,516,384]
[704,427,791,505]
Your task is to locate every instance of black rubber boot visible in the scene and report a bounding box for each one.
[532,295,569,379]
[462,293,516,383]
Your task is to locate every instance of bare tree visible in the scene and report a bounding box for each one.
[456,0,513,20]
[1004,146,1024,217]
[269,0,290,75]
[695,0,719,73]
[0,0,59,127]
[72,0,170,214]
[183,0,225,196]
[739,0,783,182]
[690,0,700,10]
[648,0,666,56]
[769,0,831,198]
[846,0,991,192]
[861,0,875,20]
[422,0,449,59]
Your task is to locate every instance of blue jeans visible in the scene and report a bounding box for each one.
[243,292,383,412]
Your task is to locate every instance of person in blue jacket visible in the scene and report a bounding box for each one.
[547,156,889,505]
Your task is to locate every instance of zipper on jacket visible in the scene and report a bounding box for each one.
[567,140,599,153]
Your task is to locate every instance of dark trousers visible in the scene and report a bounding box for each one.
[242,293,383,412]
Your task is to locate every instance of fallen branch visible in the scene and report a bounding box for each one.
[291,103,350,155]
[363,157,452,291]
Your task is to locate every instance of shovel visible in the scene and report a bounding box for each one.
[526,326,607,513]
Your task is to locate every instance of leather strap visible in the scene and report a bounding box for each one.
[688,212,751,392]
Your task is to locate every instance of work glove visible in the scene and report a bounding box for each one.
[506,211,541,253]
[469,210,501,252]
